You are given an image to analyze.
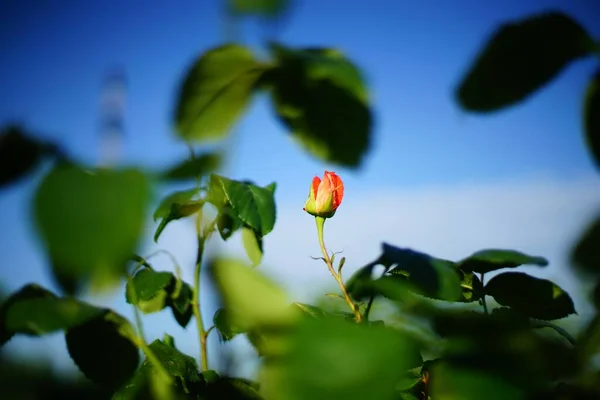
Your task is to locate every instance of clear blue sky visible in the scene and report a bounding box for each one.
[1,0,600,375]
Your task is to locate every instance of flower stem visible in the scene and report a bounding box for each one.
[315,217,362,323]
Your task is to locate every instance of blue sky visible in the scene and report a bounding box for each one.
[1,0,600,379]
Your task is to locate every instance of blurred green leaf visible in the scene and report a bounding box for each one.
[572,213,600,275]
[485,272,576,320]
[456,11,594,112]
[0,125,52,188]
[153,188,200,221]
[585,69,600,170]
[213,308,245,341]
[267,43,372,167]
[174,45,268,142]
[126,269,174,314]
[4,297,105,336]
[66,311,139,389]
[112,363,154,400]
[161,154,221,182]
[381,244,462,301]
[203,376,263,400]
[227,0,290,18]
[209,258,295,332]
[242,227,263,266]
[430,362,526,400]
[207,174,277,237]
[34,164,151,291]
[457,249,548,274]
[259,316,422,400]
[0,284,57,345]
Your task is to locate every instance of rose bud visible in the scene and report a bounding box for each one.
[303,171,344,218]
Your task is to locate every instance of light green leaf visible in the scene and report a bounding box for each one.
[153,188,200,221]
[126,269,174,314]
[213,308,246,341]
[242,227,263,266]
[174,45,269,142]
[34,164,151,291]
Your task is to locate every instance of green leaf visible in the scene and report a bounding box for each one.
[484,271,576,320]
[381,244,462,301]
[571,213,600,275]
[259,316,422,400]
[430,362,526,400]
[174,45,268,142]
[456,11,594,112]
[66,311,139,389]
[209,257,295,331]
[147,339,202,383]
[154,201,204,243]
[585,70,600,172]
[34,164,151,291]
[242,227,263,266]
[161,154,221,182]
[213,308,246,341]
[207,174,277,237]
[126,269,175,314]
[457,269,483,302]
[267,43,372,167]
[153,188,200,221]
[457,249,548,274]
[227,0,290,18]
[168,278,194,328]
[216,206,244,240]
[0,125,52,188]
[0,284,57,345]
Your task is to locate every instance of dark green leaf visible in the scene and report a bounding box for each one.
[161,154,221,182]
[207,174,277,237]
[571,213,600,275]
[203,377,264,400]
[154,201,203,243]
[242,227,263,266]
[227,0,290,18]
[216,206,244,240]
[126,269,174,314]
[153,188,200,221]
[111,363,154,400]
[174,45,268,142]
[267,43,372,167]
[456,11,594,112]
[485,271,576,320]
[147,339,201,383]
[66,311,139,389]
[259,316,422,400]
[0,125,50,188]
[430,362,526,400]
[34,164,151,292]
[457,249,548,274]
[0,284,57,345]
[168,279,194,328]
[585,69,600,170]
[213,308,246,341]
[381,244,462,301]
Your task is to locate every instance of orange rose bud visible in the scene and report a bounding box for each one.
[303,171,344,218]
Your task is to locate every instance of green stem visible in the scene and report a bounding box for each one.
[479,272,489,315]
[315,216,362,323]
[193,213,209,372]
